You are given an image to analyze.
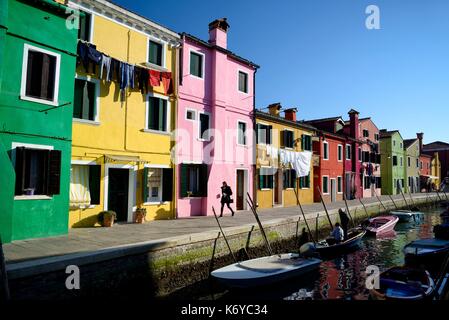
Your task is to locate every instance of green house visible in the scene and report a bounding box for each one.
[380,130,405,195]
[0,0,78,243]
[404,138,420,193]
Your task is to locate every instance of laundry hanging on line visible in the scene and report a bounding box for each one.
[280,149,312,177]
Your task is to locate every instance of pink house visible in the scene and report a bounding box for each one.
[175,19,259,217]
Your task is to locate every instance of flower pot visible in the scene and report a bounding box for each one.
[135,208,147,224]
[102,215,114,227]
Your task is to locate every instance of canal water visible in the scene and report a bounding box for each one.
[188,206,445,301]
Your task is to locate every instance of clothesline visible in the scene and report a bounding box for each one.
[263,145,312,177]
[77,40,173,96]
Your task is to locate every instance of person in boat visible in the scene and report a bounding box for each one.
[338,209,350,240]
[331,223,344,244]
[298,228,310,246]
[219,181,235,217]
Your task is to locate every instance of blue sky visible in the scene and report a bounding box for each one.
[114,0,449,143]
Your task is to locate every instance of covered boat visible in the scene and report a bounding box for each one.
[390,210,415,222]
[404,238,449,269]
[370,266,435,300]
[365,216,399,236]
[210,253,322,288]
[300,229,366,257]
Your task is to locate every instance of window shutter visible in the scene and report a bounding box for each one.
[280,130,285,147]
[199,164,208,197]
[148,98,154,130]
[267,126,272,144]
[14,147,26,195]
[258,169,263,189]
[268,173,274,189]
[158,99,165,131]
[306,174,310,188]
[162,168,173,201]
[142,167,149,202]
[256,124,260,144]
[89,165,101,205]
[47,150,62,195]
[180,164,188,197]
[283,170,287,189]
[291,170,296,188]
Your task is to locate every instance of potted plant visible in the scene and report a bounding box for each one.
[98,210,116,227]
[135,208,147,224]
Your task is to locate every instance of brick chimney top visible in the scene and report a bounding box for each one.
[348,108,360,115]
[208,18,229,49]
[268,103,281,116]
[284,108,297,122]
[417,132,424,154]
[208,18,230,32]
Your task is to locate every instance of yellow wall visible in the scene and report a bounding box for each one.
[70,14,177,227]
[431,152,441,187]
[256,116,315,209]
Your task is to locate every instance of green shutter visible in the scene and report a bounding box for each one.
[199,164,208,197]
[142,167,149,202]
[158,98,165,131]
[258,169,263,189]
[291,170,297,188]
[280,130,285,147]
[180,164,188,197]
[268,174,274,189]
[283,170,287,189]
[148,97,155,130]
[47,150,62,195]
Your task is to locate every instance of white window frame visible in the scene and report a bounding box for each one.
[257,121,271,146]
[189,49,205,80]
[358,147,362,162]
[20,43,61,106]
[237,120,248,146]
[70,160,100,208]
[73,74,100,125]
[323,141,329,160]
[237,69,249,94]
[198,111,211,141]
[346,144,352,160]
[283,129,295,150]
[337,176,343,194]
[337,144,343,162]
[144,92,171,135]
[185,108,197,121]
[147,36,167,69]
[260,166,273,191]
[322,175,330,195]
[302,133,312,151]
[143,164,170,205]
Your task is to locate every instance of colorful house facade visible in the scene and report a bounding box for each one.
[380,130,405,195]
[255,105,316,208]
[67,0,181,226]
[423,141,449,182]
[0,0,78,243]
[403,137,420,193]
[175,19,259,217]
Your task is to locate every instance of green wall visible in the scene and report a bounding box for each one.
[404,140,420,193]
[0,0,78,242]
[380,132,405,195]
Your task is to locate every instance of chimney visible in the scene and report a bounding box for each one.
[417,132,424,154]
[208,18,229,49]
[268,103,281,116]
[284,108,297,122]
[348,108,360,139]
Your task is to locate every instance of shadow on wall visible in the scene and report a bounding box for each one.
[70,209,100,228]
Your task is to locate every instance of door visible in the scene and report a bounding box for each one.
[236,169,245,210]
[274,170,280,205]
[345,173,352,200]
[331,179,337,202]
[108,168,130,222]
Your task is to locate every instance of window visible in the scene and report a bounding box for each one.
[78,11,91,41]
[238,121,247,145]
[364,176,371,190]
[337,145,343,161]
[258,167,274,189]
[362,151,370,162]
[375,177,382,189]
[358,147,362,162]
[417,159,420,168]
[408,157,411,167]
[238,71,248,93]
[282,130,294,149]
[374,133,379,141]
[143,167,173,202]
[346,144,352,160]
[186,109,196,121]
[299,174,310,189]
[190,51,203,78]
[14,146,61,196]
[256,124,272,145]
[148,40,163,66]
[393,155,398,166]
[73,78,98,121]
[323,142,329,160]
[302,135,312,151]
[363,129,369,138]
[400,157,403,167]
[283,169,296,189]
[400,142,403,149]
[199,113,210,140]
[322,176,329,194]
[147,96,168,132]
[180,164,207,197]
[21,44,60,105]
[70,164,101,206]
[393,140,396,147]
[337,176,342,193]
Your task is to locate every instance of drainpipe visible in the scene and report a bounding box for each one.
[252,67,258,206]
[173,41,181,219]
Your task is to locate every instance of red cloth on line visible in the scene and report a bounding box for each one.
[149,70,161,87]
[161,72,173,95]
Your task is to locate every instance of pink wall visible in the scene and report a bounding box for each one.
[176,34,256,217]
[359,118,381,198]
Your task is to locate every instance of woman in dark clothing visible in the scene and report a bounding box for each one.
[220,181,235,217]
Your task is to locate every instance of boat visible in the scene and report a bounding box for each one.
[300,228,366,256]
[404,238,449,270]
[365,216,399,236]
[390,210,424,222]
[370,266,435,300]
[210,253,322,288]
[434,223,449,240]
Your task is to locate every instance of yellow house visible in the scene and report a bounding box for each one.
[67,0,181,227]
[431,152,442,188]
[255,104,316,209]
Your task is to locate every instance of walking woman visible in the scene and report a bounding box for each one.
[220,181,235,217]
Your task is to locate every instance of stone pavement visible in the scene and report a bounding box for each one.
[3,193,444,264]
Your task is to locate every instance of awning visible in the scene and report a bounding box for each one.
[104,155,148,164]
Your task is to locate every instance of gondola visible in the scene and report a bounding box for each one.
[300,228,366,256]
[210,253,322,288]
[365,216,399,236]
[369,266,435,300]
[404,238,449,269]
